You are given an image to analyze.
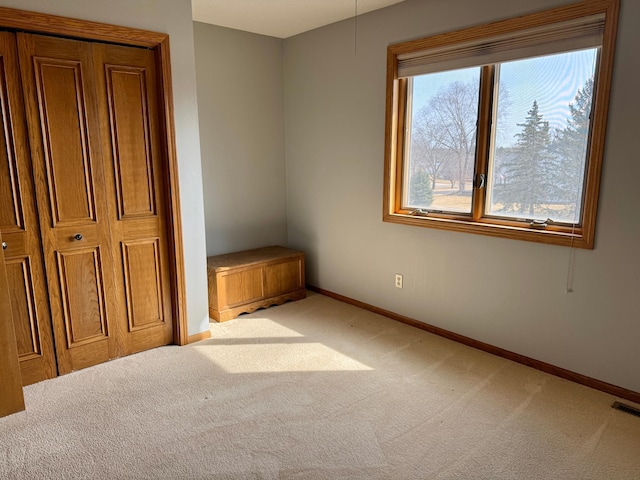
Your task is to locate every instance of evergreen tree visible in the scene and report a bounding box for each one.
[409,168,434,208]
[497,101,556,218]
[551,78,593,222]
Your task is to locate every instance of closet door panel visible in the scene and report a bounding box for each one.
[56,248,108,347]
[122,239,164,330]
[0,114,22,230]
[5,258,39,357]
[108,66,156,218]
[18,33,123,374]
[0,32,56,385]
[35,59,95,224]
[94,43,173,354]
[0,232,25,417]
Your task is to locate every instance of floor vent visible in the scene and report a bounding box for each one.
[612,401,640,418]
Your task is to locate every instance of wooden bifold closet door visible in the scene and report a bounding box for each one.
[0,32,56,384]
[91,42,173,356]
[0,31,174,380]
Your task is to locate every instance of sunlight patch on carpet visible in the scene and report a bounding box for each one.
[192,341,374,373]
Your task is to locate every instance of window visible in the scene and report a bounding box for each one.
[383,0,620,248]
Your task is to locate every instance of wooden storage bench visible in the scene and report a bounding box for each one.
[207,246,306,322]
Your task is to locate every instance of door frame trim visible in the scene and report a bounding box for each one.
[0,6,189,346]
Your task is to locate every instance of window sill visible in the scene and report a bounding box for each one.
[383,212,592,249]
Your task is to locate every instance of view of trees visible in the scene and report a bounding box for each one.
[410,80,478,195]
[409,168,433,207]
[494,100,554,217]
[493,79,593,222]
[408,74,593,222]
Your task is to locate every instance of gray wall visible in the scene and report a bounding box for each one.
[284,0,640,392]
[194,23,288,256]
[0,0,210,335]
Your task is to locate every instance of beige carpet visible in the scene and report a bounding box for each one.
[1,292,639,479]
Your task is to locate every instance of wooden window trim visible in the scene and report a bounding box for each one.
[383,0,620,249]
[0,6,189,344]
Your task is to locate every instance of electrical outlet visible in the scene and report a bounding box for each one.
[395,274,403,289]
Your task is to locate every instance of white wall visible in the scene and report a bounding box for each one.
[284,0,640,392]
[194,23,288,256]
[0,0,210,335]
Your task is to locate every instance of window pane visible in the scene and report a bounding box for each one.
[405,67,481,214]
[487,49,598,224]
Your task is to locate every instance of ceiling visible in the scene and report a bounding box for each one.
[191,0,407,39]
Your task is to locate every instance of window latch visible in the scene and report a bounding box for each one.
[474,174,486,189]
[530,218,553,229]
[411,209,444,216]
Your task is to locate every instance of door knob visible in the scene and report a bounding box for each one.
[1,241,6,250]
[73,233,83,241]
